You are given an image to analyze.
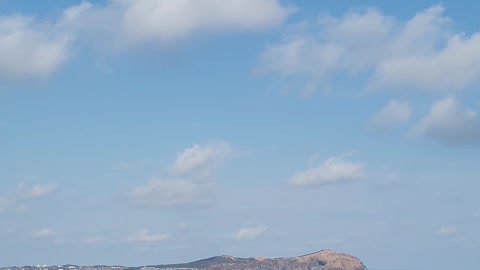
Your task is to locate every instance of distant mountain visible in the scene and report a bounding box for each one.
[133,249,367,270]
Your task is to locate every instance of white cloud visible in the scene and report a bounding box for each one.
[0,184,56,214]
[0,15,71,81]
[230,225,267,241]
[60,0,293,50]
[0,0,292,81]
[17,183,56,199]
[127,229,170,243]
[33,229,56,238]
[120,0,292,43]
[170,141,232,176]
[370,100,412,132]
[290,153,364,186]
[130,140,236,208]
[130,177,210,207]
[258,5,480,94]
[413,97,480,145]
[437,226,457,236]
[374,33,480,93]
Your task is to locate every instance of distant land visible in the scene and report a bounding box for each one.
[0,249,367,270]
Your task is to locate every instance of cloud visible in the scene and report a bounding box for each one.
[33,229,56,238]
[119,0,292,42]
[170,141,232,176]
[370,100,412,132]
[127,229,170,243]
[290,153,365,186]
[130,177,211,207]
[0,0,292,82]
[413,97,480,145]
[437,226,457,236]
[257,5,480,94]
[0,184,56,214]
[17,183,56,199]
[60,0,293,49]
[0,14,71,81]
[130,141,236,208]
[229,225,267,241]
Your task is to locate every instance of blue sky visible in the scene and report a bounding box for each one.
[1,0,480,269]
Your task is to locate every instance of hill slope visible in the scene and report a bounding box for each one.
[138,249,367,270]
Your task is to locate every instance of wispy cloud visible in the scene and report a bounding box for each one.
[370,100,412,132]
[437,226,457,236]
[33,229,56,239]
[131,141,236,208]
[290,153,364,186]
[170,141,233,177]
[0,184,56,214]
[127,229,170,243]
[130,177,211,207]
[18,184,56,199]
[228,225,267,241]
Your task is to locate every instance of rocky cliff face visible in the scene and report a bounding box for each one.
[144,249,367,270]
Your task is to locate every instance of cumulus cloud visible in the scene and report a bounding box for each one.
[119,0,292,43]
[257,5,480,94]
[413,97,480,145]
[60,0,293,49]
[127,229,170,243]
[0,14,71,81]
[0,0,292,81]
[130,141,236,208]
[33,229,56,238]
[229,225,267,241]
[437,226,457,236]
[170,141,232,176]
[290,153,364,186]
[130,177,211,207]
[370,100,412,132]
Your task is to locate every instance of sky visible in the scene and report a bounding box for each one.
[1,0,480,269]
